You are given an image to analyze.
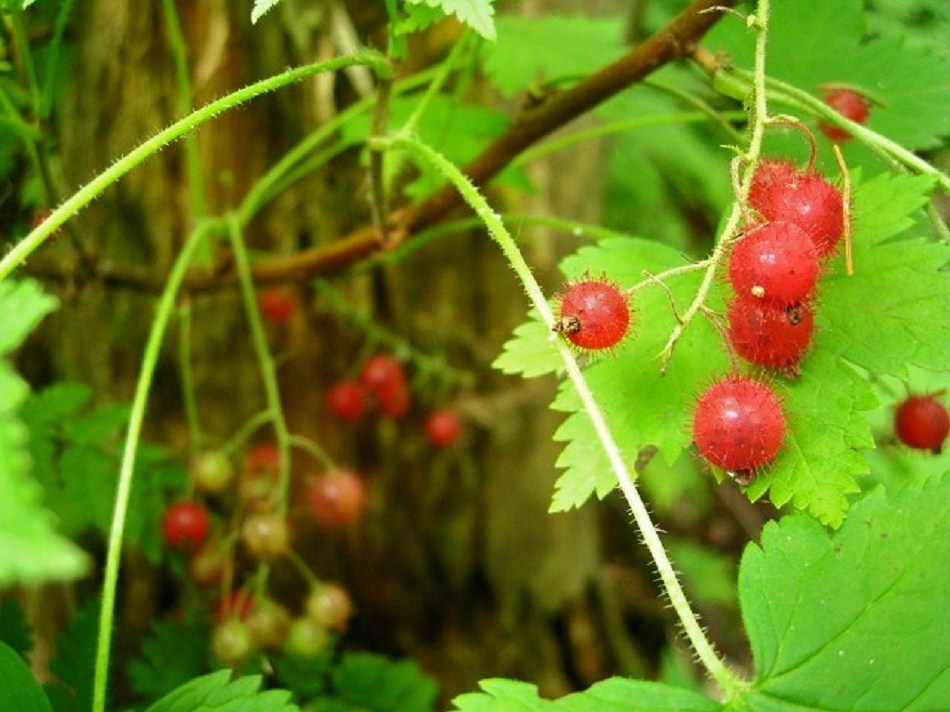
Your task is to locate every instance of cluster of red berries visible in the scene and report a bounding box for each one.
[326,352,464,448]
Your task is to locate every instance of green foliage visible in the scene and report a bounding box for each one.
[0,640,51,712]
[329,652,439,711]
[250,0,282,25]
[128,617,212,698]
[0,599,32,656]
[142,670,298,712]
[44,600,100,712]
[405,0,496,41]
[452,677,720,711]
[0,280,88,586]
[740,475,950,710]
[21,382,187,563]
[665,539,736,608]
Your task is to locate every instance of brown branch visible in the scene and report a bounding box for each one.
[30,0,736,293]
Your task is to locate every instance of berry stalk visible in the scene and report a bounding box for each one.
[384,131,746,697]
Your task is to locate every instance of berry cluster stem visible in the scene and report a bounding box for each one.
[383,131,746,698]
[659,0,774,368]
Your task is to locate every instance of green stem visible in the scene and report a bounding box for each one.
[220,409,276,456]
[226,215,292,514]
[0,51,389,284]
[92,224,213,712]
[161,0,209,221]
[289,434,337,470]
[9,6,41,116]
[178,300,202,455]
[401,30,472,136]
[39,0,74,118]
[382,132,747,697]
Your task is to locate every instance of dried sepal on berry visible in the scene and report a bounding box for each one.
[554,276,633,351]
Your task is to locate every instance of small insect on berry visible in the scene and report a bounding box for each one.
[894,394,949,453]
[727,299,815,370]
[728,221,820,307]
[819,88,870,142]
[555,277,631,350]
[162,501,211,550]
[692,375,786,481]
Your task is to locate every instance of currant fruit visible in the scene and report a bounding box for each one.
[241,512,291,560]
[377,380,412,419]
[162,501,211,550]
[894,395,949,452]
[692,375,786,475]
[425,408,463,447]
[240,444,281,510]
[190,449,234,494]
[305,582,354,633]
[819,88,869,142]
[748,158,796,211]
[188,539,227,587]
[244,443,280,476]
[306,469,367,528]
[285,617,333,659]
[245,599,291,649]
[211,618,256,666]
[258,288,298,325]
[727,299,815,368]
[749,166,844,258]
[360,354,406,399]
[556,278,630,350]
[327,380,368,421]
[728,221,820,307]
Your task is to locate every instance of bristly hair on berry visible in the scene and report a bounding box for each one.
[554,274,634,352]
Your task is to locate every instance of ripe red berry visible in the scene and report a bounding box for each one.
[377,381,412,419]
[692,376,786,475]
[819,88,869,142]
[327,380,368,421]
[360,354,406,399]
[425,408,463,447]
[244,444,280,476]
[556,278,631,350]
[728,222,820,307]
[749,166,844,258]
[748,159,796,210]
[190,449,235,494]
[162,501,211,550]
[306,469,367,529]
[258,288,298,325]
[727,299,815,369]
[894,395,949,452]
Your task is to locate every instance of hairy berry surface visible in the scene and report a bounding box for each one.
[727,299,815,368]
[895,395,949,452]
[728,221,820,306]
[557,279,630,350]
[692,376,785,473]
[820,88,869,142]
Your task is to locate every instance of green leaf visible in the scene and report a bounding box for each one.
[406,0,496,41]
[0,640,51,712]
[0,599,32,657]
[330,652,438,711]
[44,600,99,712]
[850,171,936,243]
[493,313,561,378]
[0,280,58,356]
[740,476,950,710]
[271,652,334,697]
[484,16,624,96]
[128,617,212,698]
[665,539,737,608]
[250,0,282,25]
[452,677,721,711]
[143,670,299,712]
[547,239,729,510]
[744,351,876,528]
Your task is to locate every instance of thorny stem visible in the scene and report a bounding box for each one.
[383,131,747,697]
[659,0,773,369]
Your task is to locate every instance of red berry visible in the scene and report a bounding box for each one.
[727,299,815,369]
[360,354,406,399]
[244,444,280,476]
[241,512,291,560]
[377,381,412,419]
[327,380,368,421]
[556,278,631,350]
[258,288,298,325]
[749,166,844,258]
[306,469,367,529]
[425,408,463,447]
[728,222,820,307]
[895,395,949,452]
[748,159,796,210]
[819,88,869,142]
[190,449,235,494]
[241,444,281,510]
[692,376,786,474]
[305,583,354,633]
[162,501,211,550]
